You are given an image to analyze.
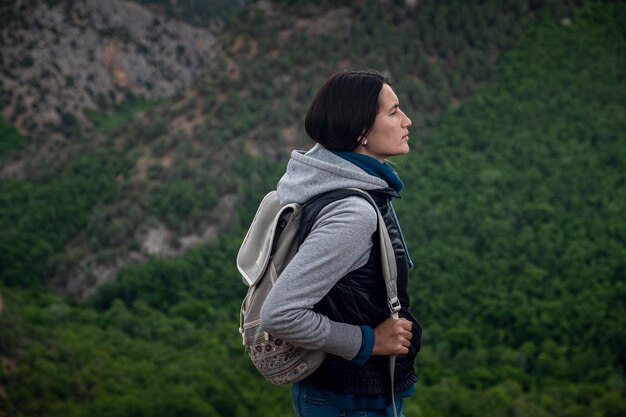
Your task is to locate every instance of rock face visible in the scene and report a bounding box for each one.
[61,193,238,299]
[0,0,222,136]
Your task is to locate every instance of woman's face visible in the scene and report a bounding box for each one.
[357,84,412,162]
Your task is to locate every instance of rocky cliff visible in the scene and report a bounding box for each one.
[0,0,222,137]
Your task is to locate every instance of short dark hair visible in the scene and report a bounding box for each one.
[305,70,389,151]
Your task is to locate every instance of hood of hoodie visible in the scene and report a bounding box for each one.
[276,144,389,205]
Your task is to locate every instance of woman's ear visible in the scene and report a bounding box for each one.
[357,129,369,146]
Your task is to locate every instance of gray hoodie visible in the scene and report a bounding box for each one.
[259,144,389,361]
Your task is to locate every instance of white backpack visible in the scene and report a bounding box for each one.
[237,188,401,403]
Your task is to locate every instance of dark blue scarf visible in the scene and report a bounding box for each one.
[332,151,404,192]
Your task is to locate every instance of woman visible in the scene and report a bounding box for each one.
[260,70,421,417]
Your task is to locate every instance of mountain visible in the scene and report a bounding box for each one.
[0,0,224,139]
[2,0,551,297]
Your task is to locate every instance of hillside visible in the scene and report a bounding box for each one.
[1,0,625,416]
[0,0,562,298]
[0,0,223,140]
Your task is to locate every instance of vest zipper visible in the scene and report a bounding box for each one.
[389,199,414,270]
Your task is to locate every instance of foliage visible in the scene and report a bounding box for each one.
[0,116,25,155]
[85,97,160,137]
[0,153,129,287]
[392,2,626,414]
[1,233,295,416]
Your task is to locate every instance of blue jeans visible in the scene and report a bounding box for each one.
[292,382,404,417]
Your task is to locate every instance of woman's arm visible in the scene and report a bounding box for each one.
[259,196,377,361]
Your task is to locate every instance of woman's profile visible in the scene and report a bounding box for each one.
[260,69,422,417]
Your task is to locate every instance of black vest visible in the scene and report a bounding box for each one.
[298,188,422,396]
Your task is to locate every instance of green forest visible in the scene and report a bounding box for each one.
[1,0,624,416]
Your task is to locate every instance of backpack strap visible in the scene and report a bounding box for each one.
[298,188,401,417]
[348,189,401,417]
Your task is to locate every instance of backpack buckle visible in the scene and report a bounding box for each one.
[388,296,401,313]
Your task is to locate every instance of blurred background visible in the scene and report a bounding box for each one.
[0,0,624,416]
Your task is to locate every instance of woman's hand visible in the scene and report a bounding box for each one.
[371,318,413,355]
